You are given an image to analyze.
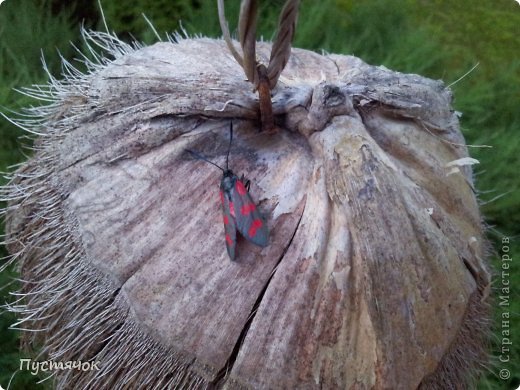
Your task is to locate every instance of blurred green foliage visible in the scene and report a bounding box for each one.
[0,0,518,389]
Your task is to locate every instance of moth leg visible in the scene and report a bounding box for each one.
[240,174,251,192]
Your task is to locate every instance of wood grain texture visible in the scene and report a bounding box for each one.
[4,37,490,389]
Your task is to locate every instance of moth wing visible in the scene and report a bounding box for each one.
[232,179,269,247]
[220,190,237,261]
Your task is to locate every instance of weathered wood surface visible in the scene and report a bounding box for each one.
[4,37,490,389]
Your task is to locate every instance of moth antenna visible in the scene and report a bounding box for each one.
[226,122,233,171]
[185,149,225,172]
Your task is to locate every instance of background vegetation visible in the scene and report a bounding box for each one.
[1,0,518,388]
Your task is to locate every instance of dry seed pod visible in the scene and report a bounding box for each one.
[1,29,491,389]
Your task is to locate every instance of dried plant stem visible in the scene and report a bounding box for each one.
[218,0,300,132]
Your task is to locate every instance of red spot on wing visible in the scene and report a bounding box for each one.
[225,234,233,245]
[229,202,235,217]
[236,180,247,196]
[248,219,263,238]
[240,203,256,215]
[223,215,229,225]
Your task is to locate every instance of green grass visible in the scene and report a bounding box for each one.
[0,0,518,388]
